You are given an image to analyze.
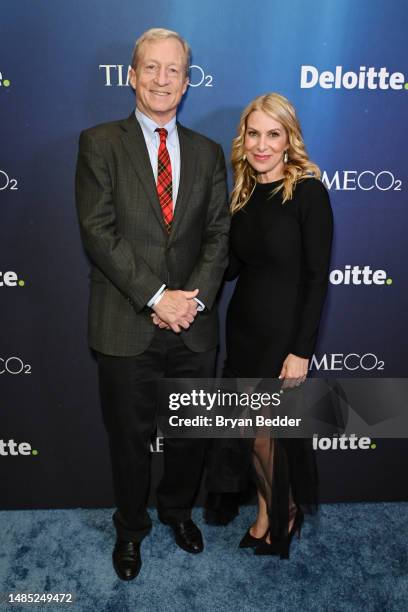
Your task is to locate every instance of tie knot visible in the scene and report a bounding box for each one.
[155,127,168,142]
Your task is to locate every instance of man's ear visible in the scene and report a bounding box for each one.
[129,67,137,90]
[182,76,189,95]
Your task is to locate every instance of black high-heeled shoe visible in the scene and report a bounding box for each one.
[254,508,304,559]
[239,526,268,548]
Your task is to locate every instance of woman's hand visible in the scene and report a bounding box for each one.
[279,353,309,388]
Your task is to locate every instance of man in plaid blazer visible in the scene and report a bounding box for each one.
[75,28,229,580]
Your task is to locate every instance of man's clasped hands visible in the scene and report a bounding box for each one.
[151,288,200,333]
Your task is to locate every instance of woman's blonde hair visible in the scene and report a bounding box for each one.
[230,93,321,214]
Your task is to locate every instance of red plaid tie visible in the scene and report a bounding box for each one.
[155,128,173,231]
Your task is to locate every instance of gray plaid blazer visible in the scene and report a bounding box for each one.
[75,113,230,356]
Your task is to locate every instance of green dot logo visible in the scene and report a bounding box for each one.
[386,278,393,285]
[18,280,25,287]
[405,83,408,90]
[31,449,39,456]
[370,443,377,449]
[3,79,10,87]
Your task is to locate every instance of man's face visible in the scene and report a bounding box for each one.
[129,38,189,126]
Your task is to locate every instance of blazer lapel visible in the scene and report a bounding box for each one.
[169,123,197,243]
[120,114,167,231]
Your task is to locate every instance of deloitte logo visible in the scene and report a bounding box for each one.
[0,439,39,456]
[0,271,26,287]
[0,71,11,88]
[313,434,376,450]
[329,266,392,286]
[300,65,407,91]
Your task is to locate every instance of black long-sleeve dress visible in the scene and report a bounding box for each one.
[226,177,333,376]
[218,176,333,539]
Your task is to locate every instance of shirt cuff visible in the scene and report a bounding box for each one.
[147,285,166,308]
[194,297,205,312]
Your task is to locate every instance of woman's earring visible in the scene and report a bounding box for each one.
[283,150,289,163]
[242,154,247,162]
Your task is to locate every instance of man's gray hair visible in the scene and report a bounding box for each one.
[131,28,191,76]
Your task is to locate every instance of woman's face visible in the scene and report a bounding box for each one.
[244,110,288,182]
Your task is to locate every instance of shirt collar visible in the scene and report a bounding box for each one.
[135,108,177,146]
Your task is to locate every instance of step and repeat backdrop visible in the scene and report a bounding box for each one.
[1,0,407,508]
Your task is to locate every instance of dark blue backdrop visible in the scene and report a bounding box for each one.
[1,0,407,508]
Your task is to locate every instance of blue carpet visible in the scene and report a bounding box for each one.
[1,503,407,612]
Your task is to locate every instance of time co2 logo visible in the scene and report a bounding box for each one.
[150,437,163,453]
[322,170,402,192]
[188,65,213,87]
[0,170,18,191]
[0,357,32,375]
[99,64,213,87]
[310,353,385,372]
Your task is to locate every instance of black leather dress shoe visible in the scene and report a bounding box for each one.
[112,539,142,581]
[204,492,239,526]
[161,518,204,554]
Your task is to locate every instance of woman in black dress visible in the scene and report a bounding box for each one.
[224,93,333,557]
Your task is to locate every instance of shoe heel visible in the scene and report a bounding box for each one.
[239,527,267,549]
[296,513,304,540]
[279,544,289,560]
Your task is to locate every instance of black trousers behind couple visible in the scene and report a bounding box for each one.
[97,327,216,543]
